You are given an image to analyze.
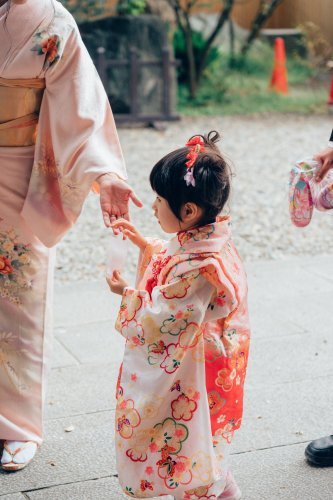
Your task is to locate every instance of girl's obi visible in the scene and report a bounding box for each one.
[0,77,46,147]
[289,157,333,228]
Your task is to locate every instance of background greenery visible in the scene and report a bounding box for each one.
[176,40,329,116]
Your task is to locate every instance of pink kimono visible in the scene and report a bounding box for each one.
[115,217,251,499]
[0,0,126,445]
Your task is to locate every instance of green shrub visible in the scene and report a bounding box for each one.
[178,42,325,116]
[173,28,220,83]
[117,0,147,15]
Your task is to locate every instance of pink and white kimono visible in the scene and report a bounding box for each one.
[115,217,251,499]
[0,0,126,445]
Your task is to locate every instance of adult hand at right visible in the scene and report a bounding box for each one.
[314,147,333,182]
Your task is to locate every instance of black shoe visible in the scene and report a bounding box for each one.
[305,435,333,466]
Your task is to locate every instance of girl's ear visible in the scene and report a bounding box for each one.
[181,202,203,224]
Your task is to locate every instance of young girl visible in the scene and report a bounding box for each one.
[107,132,250,499]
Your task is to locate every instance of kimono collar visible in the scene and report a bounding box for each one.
[169,216,232,255]
[0,0,55,53]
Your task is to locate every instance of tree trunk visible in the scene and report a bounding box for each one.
[228,18,236,67]
[185,29,197,98]
[240,0,285,58]
[196,0,235,84]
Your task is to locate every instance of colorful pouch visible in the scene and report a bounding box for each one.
[289,158,316,228]
[289,157,333,227]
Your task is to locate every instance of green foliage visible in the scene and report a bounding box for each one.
[61,0,103,22]
[117,0,147,15]
[173,28,220,84]
[178,42,326,116]
[178,55,228,107]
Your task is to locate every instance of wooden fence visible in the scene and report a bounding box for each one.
[95,46,179,123]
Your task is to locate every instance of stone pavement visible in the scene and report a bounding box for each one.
[1,256,333,499]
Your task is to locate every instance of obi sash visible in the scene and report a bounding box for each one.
[0,77,46,147]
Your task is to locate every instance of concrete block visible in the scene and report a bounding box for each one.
[51,338,79,369]
[46,363,119,420]
[0,495,26,500]
[233,374,333,453]
[231,442,333,499]
[55,321,125,365]
[0,412,117,495]
[26,477,173,500]
[269,290,333,334]
[54,281,120,328]
[247,330,333,385]
[25,477,124,500]
[298,255,333,283]
[246,258,333,302]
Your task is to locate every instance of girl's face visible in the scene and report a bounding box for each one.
[152,195,204,234]
[152,195,181,233]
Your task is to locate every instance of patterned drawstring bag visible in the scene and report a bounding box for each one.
[289,157,333,227]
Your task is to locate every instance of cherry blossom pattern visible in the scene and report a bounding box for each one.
[119,293,143,322]
[161,277,191,300]
[116,398,141,439]
[125,428,153,462]
[207,390,226,416]
[160,343,183,374]
[121,319,145,347]
[147,340,167,366]
[171,393,198,421]
[158,453,193,490]
[151,418,188,456]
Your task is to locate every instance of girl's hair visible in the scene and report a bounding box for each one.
[150,130,231,226]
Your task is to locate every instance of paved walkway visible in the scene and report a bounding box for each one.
[1,256,333,499]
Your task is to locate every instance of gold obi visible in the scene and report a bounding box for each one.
[0,77,46,147]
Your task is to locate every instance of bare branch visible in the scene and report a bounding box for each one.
[197,0,235,78]
[241,0,285,56]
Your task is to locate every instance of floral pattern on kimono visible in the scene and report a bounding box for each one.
[0,223,32,306]
[0,331,30,393]
[115,217,251,498]
[31,17,65,70]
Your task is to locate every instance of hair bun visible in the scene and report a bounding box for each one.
[206,130,220,145]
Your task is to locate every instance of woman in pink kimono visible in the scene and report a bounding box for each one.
[108,132,251,499]
[0,0,141,470]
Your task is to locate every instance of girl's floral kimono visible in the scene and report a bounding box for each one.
[0,0,125,445]
[115,217,251,499]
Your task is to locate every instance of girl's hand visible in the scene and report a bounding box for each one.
[111,219,147,250]
[106,270,129,295]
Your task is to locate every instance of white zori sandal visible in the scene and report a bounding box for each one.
[1,440,38,471]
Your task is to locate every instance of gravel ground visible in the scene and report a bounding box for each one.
[56,114,333,284]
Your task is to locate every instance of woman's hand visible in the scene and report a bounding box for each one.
[111,219,147,251]
[106,270,129,295]
[314,147,333,182]
[97,173,143,227]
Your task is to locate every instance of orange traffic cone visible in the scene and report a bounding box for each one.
[270,37,288,94]
[328,75,333,105]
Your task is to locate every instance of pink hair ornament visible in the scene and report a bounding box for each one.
[184,136,205,187]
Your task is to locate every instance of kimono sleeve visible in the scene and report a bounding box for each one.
[115,271,225,497]
[135,237,166,287]
[116,272,214,348]
[22,25,126,247]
